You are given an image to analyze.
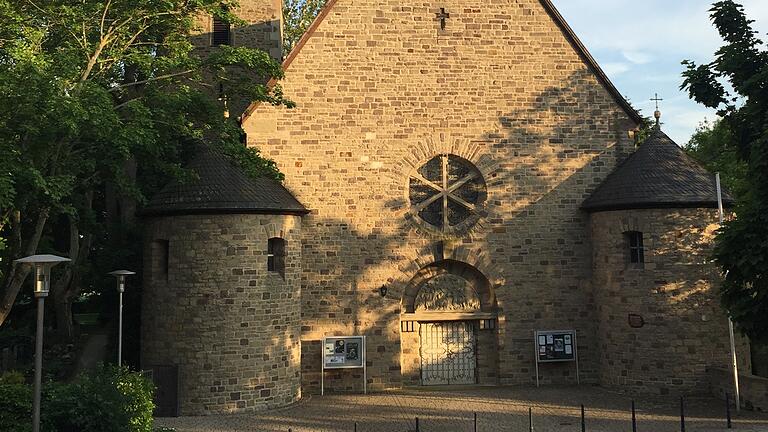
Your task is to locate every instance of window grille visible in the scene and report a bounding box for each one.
[267,238,286,277]
[626,231,645,264]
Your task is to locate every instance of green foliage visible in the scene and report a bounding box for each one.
[0,367,152,432]
[0,380,32,432]
[681,0,768,342]
[0,0,292,332]
[283,0,328,55]
[684,119,749,200]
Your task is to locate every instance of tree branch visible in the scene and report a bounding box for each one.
[108,69,195,92]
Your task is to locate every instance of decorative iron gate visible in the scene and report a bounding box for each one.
[420,321,477,385]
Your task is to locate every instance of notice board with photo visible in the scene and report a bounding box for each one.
[323,336,365,369]
[535,330,576,363]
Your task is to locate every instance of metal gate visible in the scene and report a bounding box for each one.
[420,321,477,385]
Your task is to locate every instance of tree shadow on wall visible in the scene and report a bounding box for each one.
[296,69,641,392]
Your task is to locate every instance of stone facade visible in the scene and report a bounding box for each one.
[141,0,750,414]
[710,367,768,412]
[590,209,751,394]
[243,0,638,393]
[191,0,282,59]
[141,214,302,415]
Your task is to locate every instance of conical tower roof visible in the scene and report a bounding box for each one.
[140,145,307,217]
[582,127,734,212]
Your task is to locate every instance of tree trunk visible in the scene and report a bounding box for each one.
[51,192,93,339]
[0,209,49,326]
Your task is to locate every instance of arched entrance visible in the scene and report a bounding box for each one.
[400,260,499,386]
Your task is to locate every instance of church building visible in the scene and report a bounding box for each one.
[138,0,751,416]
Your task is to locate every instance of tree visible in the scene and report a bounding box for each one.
[681,0,768,342]
[0,0,292,336]
[283,0,328,55]
[684,119,749,201]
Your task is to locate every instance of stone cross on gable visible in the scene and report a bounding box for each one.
[435,8,450,30]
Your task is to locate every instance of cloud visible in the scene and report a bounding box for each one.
[601,62,631,76]
[622,51,653,65]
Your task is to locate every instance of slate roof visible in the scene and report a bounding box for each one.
[140,145,308,217]
[581,127,735,212]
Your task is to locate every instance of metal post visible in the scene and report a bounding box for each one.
[717,173,741,413]
[415,417,420,432]
[581,404,585,432]
[474,412,477,432]
[321,338,324,396]
[529,407,533,432]
[680,396,685,432]
[631,400,637,432]
[574,332,580,385]
[726,392,732,429]
[354,422,357,432]
[32,294,44,432]
[118,290,123,366]
[534,331,540,388]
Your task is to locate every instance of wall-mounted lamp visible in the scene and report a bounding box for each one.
[379,285,388,298]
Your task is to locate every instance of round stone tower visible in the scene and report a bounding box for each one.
[582,125,749,395]
[139,145,308,415]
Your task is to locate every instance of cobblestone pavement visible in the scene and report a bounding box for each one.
[156,386,768,432]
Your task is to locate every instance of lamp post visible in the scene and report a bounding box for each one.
[13,254,70,432]
[109,270,135,367]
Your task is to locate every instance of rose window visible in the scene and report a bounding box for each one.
[408,154,486,231]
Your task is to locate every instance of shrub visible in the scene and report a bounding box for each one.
[44,364,155,432]
[0,366,154,432]
[0,372,32,432]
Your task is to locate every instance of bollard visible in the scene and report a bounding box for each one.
[416,416,420,432]
[631,400,637,432]
[680,396,686,432]
[354,422,357,432]
[529,407,533,432]
[474,412,477,432]
[726,392,732,429]
[581,404,585,432]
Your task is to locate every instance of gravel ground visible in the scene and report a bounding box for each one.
[156,386,768,432]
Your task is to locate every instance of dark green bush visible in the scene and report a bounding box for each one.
[44,364,155,432]
[0,366,155,432]
[0,371,32,432]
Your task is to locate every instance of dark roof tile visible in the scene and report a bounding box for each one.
[582,128,734,212]
[140,145,308,217]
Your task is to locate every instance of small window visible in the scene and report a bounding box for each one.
[153,240,170,280]
[212,16,231,46]
[625,231,645,265]
[267,238,286,277]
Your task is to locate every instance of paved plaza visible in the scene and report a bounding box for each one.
[156,386,768,432]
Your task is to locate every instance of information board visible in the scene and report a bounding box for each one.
[323,336,365,369]
[535,330,576,363]
[321,336,366,395]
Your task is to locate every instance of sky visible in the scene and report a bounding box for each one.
[552,0,768,145]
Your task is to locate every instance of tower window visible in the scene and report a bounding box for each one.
[625,231,645,265]
[267,238,286,277]
[212,16,231,46]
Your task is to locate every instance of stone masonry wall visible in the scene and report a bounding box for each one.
[141,214,302,415]
[710,367,768,412]
[244,0,637,392]
[591,208,751,395]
